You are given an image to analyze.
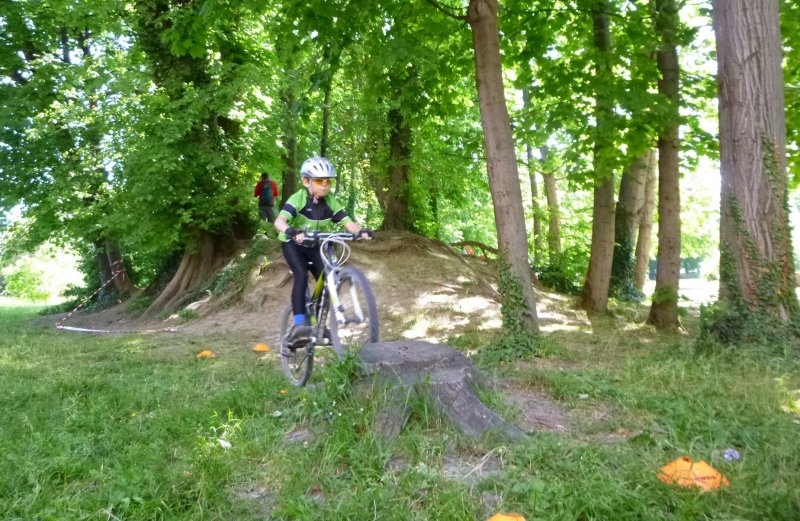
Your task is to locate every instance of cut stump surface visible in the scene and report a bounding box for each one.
[358,340,527,441]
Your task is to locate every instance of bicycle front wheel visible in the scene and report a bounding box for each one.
[278,304,314,386]
[329,267,379,357]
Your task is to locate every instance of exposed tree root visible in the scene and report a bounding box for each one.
[142,231,239,319]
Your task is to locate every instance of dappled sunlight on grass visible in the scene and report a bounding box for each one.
[0,353,36,370]
[783,391,800,417]
[776,377,800,417]
[540,322,590,334]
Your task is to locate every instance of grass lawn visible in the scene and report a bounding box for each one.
[1,301,799,520]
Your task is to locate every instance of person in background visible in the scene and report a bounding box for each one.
[254,172,279,223]
[274,156,374,345]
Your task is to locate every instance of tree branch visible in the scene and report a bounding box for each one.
[422,0,467,21]
[450,241,499,257]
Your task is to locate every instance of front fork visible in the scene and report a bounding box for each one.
[327,270,365,324]
[326,270,346,324]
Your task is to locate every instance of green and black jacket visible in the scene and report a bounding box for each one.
[277,189,352,243]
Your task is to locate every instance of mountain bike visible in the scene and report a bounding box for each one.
[278,232,379,386]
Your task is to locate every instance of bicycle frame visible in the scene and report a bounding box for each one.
[306,233,356,342]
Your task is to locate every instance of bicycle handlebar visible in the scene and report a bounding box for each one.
[299,231,364,245]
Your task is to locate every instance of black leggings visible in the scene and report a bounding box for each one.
[282,241,324,316]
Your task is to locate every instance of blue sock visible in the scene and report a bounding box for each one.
[293,314,306,326]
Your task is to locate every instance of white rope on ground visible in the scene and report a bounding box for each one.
[57,325,179,334]
[55,260,178,335]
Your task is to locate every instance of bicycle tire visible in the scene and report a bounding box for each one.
[329,266,379,357]
[278,303,314,386]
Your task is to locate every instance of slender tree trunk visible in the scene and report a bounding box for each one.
[712,0,798,321]
[581,3,616,312]
[380,107,412,231]
[320,47,342,158]
[467,0,539,333]
[522,90,543,266]
[634,149,657,290]
[648,0,682,329]
[280,92,299,204]
[320,80,332,158]
[526,143,543,266]
[366,99,389,216]
[430,185,441,239]
[610,152,648,299]
[540,146,562,255]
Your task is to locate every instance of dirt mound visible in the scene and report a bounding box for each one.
[55,232,506,346]
[239,231,503,346]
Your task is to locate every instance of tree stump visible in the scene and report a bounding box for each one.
[357,340,527,441]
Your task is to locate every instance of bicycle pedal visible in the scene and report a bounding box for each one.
[284,338,309,352]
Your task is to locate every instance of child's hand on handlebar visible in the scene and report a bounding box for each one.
[285,227,305,243]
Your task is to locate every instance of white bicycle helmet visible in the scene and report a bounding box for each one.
[300,156,336,179]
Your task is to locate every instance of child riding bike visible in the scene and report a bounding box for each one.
[274,156,374,346]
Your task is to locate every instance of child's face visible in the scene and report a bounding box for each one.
[303,177,334,198]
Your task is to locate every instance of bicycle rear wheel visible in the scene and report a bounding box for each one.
[330,267,379,357]
[278,304,314,386]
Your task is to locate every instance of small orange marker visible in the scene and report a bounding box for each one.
[658,456,729,492]
[196,349,216,358]
[253,343,271,353]
[486,514,526,521]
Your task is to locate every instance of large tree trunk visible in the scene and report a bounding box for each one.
[634,149,658,290]
[610,151,649,300]
[467,0,539,333]
[380,107,412,231]
[712,0,798,321]
[143,231,236,318]
[648,0,682,330]
[580,3,616,312]
[540,146,562,255]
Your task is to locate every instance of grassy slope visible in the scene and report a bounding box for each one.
[1,301,799,520]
